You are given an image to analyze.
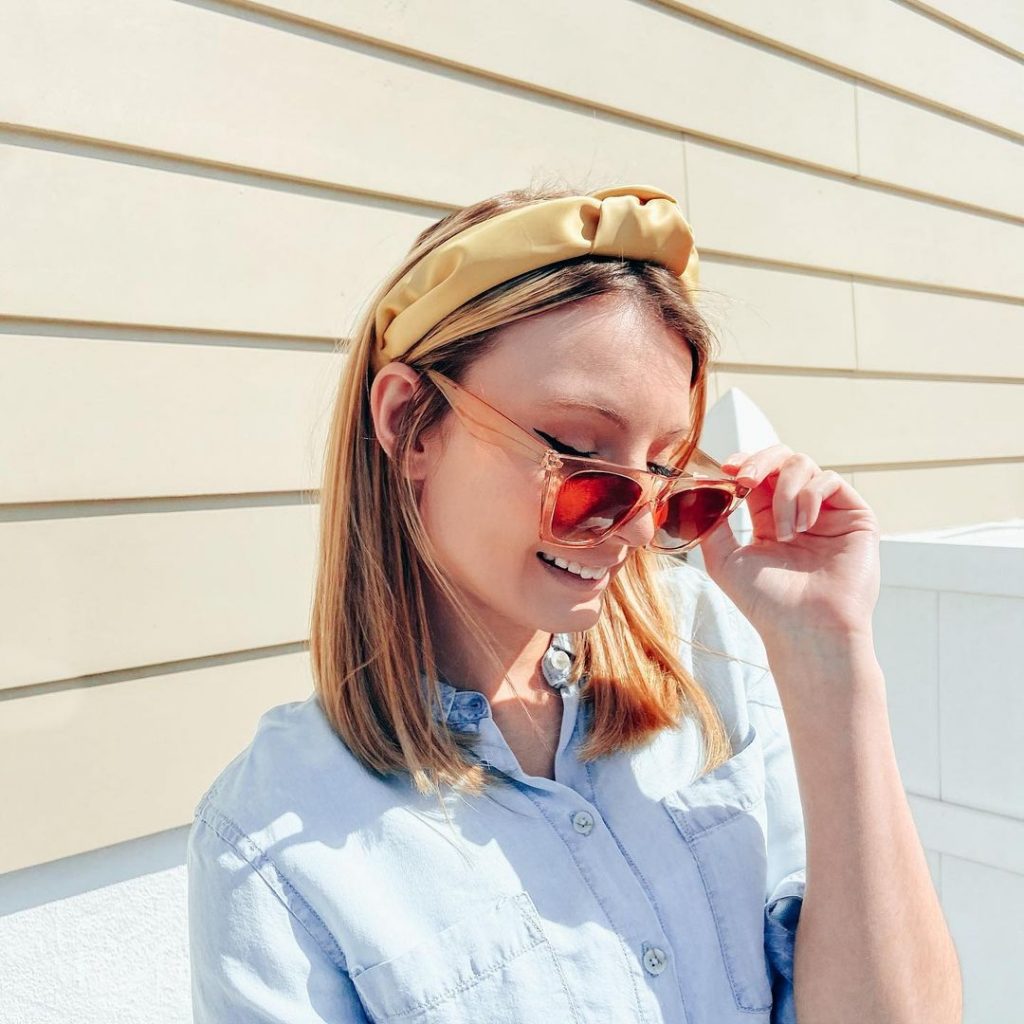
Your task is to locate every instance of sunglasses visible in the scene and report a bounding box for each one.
[422,369,751,554]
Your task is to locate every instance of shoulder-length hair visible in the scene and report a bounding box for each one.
[310,183,732,799]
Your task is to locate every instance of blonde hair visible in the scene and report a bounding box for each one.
[310,183,732,800]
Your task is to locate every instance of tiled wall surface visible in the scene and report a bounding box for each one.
[875,527,1024,1024]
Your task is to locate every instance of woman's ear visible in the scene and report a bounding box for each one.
[369,363,433,482]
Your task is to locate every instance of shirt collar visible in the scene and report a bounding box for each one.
[424,632,578,729]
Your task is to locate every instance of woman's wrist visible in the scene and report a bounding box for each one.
[761,627,885,706]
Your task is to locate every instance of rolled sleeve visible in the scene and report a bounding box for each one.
[765,867,805,1024]
[187,801,370,1023]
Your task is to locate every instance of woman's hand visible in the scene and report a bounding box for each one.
[697,445,881,646]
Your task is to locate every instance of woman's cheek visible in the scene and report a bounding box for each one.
[433,471,503,568]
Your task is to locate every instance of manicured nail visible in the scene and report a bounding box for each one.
[795,512,808,533]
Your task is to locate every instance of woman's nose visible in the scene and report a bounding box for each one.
[612,498,661,549]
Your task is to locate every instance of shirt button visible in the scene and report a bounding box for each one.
[571,810,594,835]
[643,945,668,976]
[549,649,571,672]
[542,646,573,688]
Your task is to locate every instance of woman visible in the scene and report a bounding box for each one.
[187,184,961,1022]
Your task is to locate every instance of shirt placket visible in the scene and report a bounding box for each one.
[467,684,688,1024]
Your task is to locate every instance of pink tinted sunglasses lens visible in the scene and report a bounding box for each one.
[655,486,734,547]
[551,472,642,541]
[552,473,735,547]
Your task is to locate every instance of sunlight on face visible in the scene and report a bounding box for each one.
[417,292,695,641]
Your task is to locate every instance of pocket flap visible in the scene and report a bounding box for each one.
[351,890,550,1020]
[661,724,765,840]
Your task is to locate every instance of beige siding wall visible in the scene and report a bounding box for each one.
[1,0,1020,873]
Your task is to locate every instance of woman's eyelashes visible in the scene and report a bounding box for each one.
[535,430,596,458]
[535,430,676,476]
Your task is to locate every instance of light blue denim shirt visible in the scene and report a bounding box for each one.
[187,562,806,1023]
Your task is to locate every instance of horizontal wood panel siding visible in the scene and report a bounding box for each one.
[3,139,1018,344]
[227,0,858,172]
[0,334,341,502]
[0,141,431,336]
[710,371,1024,465]
[855,85,1024,218]
[666,0,1024,135]
[851,285,1024,379]
[5,1,1018,221]
[700,261,1024,378]
[0,651,314,874]
[685,141,1023,298]
[222,0,1022,215]
[906,0,1024,56]
[699,260,859,370]
[0,505,318,690]
[1,0,1020,874]
[0,0,689,213]
[851,463,1024,534]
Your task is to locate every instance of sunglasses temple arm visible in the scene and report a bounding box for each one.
[426,370,553,466]
[452,405,551,464]
[684,446,728,476]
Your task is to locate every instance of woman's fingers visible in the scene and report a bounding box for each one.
[721,452,748,467]
[731,444,794,487]
[720,445,845,541]
[771,453,819,540]
[718,446,878,554]
[795,469,843,533]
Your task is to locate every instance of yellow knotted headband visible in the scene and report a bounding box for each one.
[371,184,700,373]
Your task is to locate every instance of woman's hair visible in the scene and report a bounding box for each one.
[309,182,732,800]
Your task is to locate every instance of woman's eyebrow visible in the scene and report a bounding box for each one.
[546,396,690,441]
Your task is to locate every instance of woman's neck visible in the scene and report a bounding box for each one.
[426,590,555,703]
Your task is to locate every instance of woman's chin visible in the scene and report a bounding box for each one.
[534,595,604,633]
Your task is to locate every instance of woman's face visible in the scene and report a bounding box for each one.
[404,292,696,643]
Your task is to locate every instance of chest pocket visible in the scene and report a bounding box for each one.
[660,724,772,1014]
[350,890,579,1023]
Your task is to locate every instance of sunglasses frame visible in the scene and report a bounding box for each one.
[421,369,751,554]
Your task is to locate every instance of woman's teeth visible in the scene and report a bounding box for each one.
[538,551,608,580]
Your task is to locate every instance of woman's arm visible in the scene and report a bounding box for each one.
[699,444,963,1023]
[766,630,962,1024]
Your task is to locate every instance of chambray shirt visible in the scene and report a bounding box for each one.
[187,562,806,1023]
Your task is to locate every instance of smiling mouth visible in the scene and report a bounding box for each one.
[536,551,611,582]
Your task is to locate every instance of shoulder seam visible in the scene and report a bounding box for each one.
[195,802,350,974]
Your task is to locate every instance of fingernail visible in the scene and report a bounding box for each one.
[795,513,808,533]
